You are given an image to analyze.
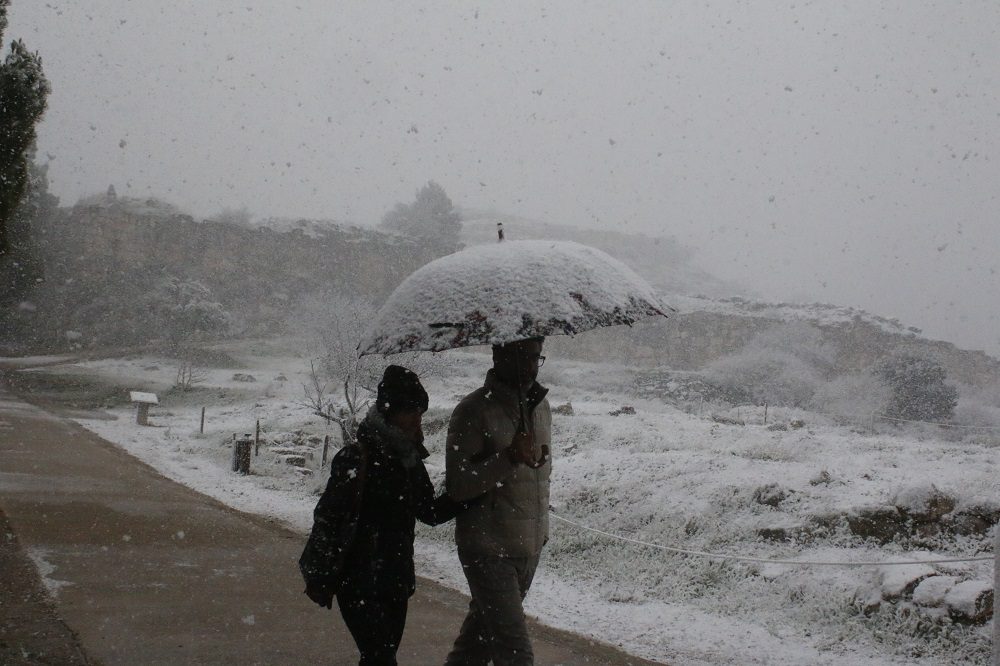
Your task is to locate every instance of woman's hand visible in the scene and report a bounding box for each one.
[305,585,333,609]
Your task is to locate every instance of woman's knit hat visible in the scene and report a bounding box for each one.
[376,365,428,415]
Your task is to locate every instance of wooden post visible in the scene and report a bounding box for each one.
[763,403,768,425]
[993,524,999,665]
[136,403,149,426]
[322,434,330,467]
[233,434,252,475]
[200,407,205,434]
[255,419,260,456]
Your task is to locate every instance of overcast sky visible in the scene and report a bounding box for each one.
[7,1,1000,355]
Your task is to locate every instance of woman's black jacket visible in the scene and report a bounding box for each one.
[307,414,463,599]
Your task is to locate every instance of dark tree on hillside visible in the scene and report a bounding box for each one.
[0,146,57,304]
[381,181,462,253]
[0,0,51,258]
[874,353,958,422]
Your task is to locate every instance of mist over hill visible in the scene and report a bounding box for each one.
[461,213,743,299]
[4,197,998,396]
[461,212,1000,391]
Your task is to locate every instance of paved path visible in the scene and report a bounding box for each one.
[0,380,661,665]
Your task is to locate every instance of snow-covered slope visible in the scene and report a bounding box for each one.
[669,295,921,337]
[19,342,993,666]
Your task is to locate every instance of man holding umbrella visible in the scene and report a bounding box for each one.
[357,238,670,663]
[444,337,551,666]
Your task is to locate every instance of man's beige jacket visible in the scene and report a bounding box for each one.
[445,370,551,558]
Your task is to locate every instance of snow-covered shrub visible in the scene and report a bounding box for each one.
[704,349,824,407]
[952,398,1000,429]
[703,322,834,408]
[145,276,231,347]
[874,353,958,422]
[810,372,890,422]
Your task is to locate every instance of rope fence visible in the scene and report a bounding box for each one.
[689,399,1000,434]
[872,412,1000,431]
[550,510,994,567]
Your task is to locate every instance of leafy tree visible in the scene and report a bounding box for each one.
[0,0,51,257]
[381,181,462,253]
[874,353,958,421]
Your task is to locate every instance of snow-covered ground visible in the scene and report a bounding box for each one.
[22,339,996,665]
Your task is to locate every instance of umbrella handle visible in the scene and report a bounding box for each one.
[525,444,549,469]
[513,345,533,435]
[512,345,545,467]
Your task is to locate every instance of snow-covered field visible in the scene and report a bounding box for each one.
[23,339,996,665]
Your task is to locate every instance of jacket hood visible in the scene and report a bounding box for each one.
[359,405,429,468]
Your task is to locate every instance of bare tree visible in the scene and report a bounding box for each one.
[299,292,441,444]
[174,361,207,391]
[302,358,363,446]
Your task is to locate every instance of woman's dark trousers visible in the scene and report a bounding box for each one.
[337,589,408,666]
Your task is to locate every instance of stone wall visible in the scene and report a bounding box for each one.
[30,204,438,333]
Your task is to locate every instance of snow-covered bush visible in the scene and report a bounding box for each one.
[703,323,835,407]
[874,353,958,422]
[811,372,890,423]
[145,276,231,348]
[952,397,1000,429]
[705,349,823,407]
[949,392,1000,445]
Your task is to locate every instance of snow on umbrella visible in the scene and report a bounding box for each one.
[359,240,673,355]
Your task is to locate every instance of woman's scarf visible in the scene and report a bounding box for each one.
[361,405,423,469]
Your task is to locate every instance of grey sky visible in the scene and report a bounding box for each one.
[7,1,1000,355]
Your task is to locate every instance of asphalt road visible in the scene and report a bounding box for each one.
[0,377,661,665]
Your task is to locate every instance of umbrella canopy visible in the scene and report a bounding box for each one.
[360,240,672,355]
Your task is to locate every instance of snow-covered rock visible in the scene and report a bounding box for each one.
[879,564,937,599]
[911,575,958,607]
[892,484,957,522]
[944,580,993,623]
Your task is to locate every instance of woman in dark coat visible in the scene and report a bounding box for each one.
[302,365,467,666]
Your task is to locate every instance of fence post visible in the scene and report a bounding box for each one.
[200,406,205,434]
[322,434,330,468]
[233,434,252,474]
[763,402,768,425]
[255,419,260,456]
[993,524,999,665]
